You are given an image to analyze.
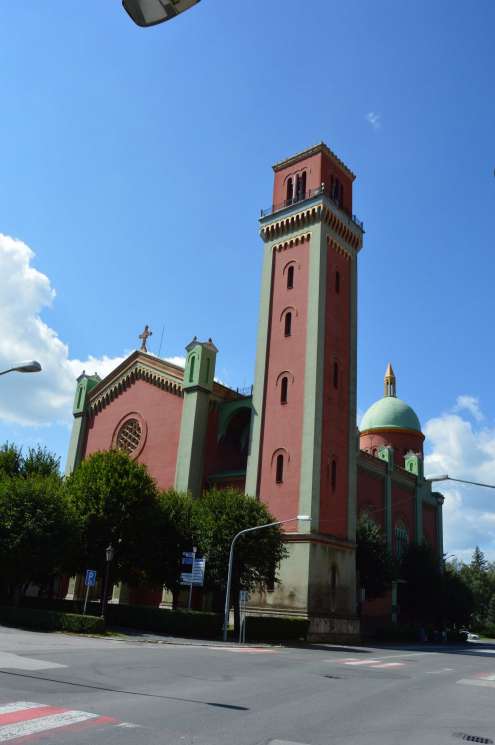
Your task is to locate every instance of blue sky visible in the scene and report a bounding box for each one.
[1,0,494,559]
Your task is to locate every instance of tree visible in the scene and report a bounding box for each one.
[356,514,394,600]
[441,566,475,627]
[22,446,60,478]
[399,542,443,625]
[0,443,22,478]
[192,488,288,634]
[459,546,494,626]
[0,474,79,604]
[65,450,172,588]
[487,594,495,627]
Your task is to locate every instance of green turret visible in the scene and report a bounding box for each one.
[65,371,100,475]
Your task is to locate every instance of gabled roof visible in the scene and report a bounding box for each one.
[86,350,241,416]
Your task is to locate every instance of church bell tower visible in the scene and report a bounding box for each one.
[245,143,364,639]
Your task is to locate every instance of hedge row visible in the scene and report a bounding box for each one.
[104,604,223,638]
[245,616,309,642]
[0,606,104,634]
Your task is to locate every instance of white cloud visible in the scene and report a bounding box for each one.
[454,394,484,422]
[0,234,182,428]
[425,401,495,561]
[366,112,381,130]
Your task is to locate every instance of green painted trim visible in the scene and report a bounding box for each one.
[245,239,275,497]
[175,389,210,499]
[298,222,325,533]
[384,454,393,549]
[217,398,253,443]
[347,253,358,541]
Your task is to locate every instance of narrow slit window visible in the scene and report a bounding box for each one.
[331,459,337,491]
[301,171,307,198]
[276,454,284,483]
[286,178,293,203]
[280,376,288,404]
[189,355,195,383]
[284,312,292,337]
[335,270,340,294]
[333,362,339,389]
[205,357,210,384]
[287,265,294,290]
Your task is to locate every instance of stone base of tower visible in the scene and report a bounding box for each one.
[248,536,360,643]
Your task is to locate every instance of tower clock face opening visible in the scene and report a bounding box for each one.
[123,0,201,27]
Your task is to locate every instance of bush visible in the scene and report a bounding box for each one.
[475,624,495,639]
[375,624,468,644]
[244,616,309,642]
[103,604,223,639]
[0,606,104,634]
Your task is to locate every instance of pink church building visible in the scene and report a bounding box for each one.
[66,143,443,639]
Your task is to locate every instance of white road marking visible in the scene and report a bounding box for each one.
[269,740,311,745]
[457,678,495,689]
[118,722,141,728]
[0,652,66,671]
[426,668,454,674]
[371,662,404,669]
[338,659,382,666]
[0,710,98,741]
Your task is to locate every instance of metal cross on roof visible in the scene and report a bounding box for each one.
[139,325,152,353]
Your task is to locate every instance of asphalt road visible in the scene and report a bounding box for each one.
[0,627,494,745]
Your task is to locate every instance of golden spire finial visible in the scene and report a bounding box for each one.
[384,363,396,397]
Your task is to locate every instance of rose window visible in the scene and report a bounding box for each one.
[116,418,142,455]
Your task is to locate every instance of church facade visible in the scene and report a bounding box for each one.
[66,143,443,639]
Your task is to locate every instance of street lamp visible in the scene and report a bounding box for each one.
[101,544,115,621]
[123,0,201,27]
[0,360,42,376]
[426,474,495,490]
[222,515,311,642]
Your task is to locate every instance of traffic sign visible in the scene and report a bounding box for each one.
[85,569,97,587]
[239,590,249,603]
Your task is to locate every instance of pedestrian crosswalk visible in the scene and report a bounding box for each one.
[0,701,118,741]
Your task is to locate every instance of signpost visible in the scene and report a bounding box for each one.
[239,590,249,643]
[83,569,97,616]
[180,550,206,609]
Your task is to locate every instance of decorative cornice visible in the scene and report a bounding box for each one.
[260,200,362,251]
[272,142,356,181]
[88,353,184,415]
[359,426,425,441]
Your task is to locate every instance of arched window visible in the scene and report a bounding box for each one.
[286,178,293,204]
[395,521,409,560]
[335,270,340,294]
[280,376,288,404]
[276,454,284,483]
[189,355,195,383]
[295,171,307,202]
[333,362,339,389]
[284,312,292,337]
[287,265,294,290]
[331,459,337,491]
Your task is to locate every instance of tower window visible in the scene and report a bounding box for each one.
[331,459,337,491]
[287,265,294,290]
[276,454,284,483]
[189,355,195,383]
[395,521,409,560]
[280,376,288,404]
[286,177,293,204]
[205,357,210,384]
[76,386,83,410]
[333,362,339,389]
[284,312,292,337]
[335,271,340,294]
[295,171,307,202]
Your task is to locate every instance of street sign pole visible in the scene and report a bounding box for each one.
[188,546,197,610]
[83,584,90,616]
[83,570,97,616]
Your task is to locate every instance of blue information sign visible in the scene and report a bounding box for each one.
[85,569,97,587]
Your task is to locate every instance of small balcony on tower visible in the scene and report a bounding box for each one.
[260,183,364,233]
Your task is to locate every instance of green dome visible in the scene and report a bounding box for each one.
[360,396,421,433]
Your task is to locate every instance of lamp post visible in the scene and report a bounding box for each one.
[123,0,201,27]
[101,544,115,621]
[222,515,311,642]
[0,361,42,376]
[426,474,495,490]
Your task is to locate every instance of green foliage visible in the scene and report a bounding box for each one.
[65,450,167,586]
[245,616,309,642]
[192,488,287,593]
[146,490,195,592]
[356,514,394,599]
[399,541,443,625]
[455,547,495,627]
[441,566,475,627]
[0,474,79,602]
[0,443,22,478]
[488,595,495,626]
[102,604,222,638]
[0,606,104,634]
